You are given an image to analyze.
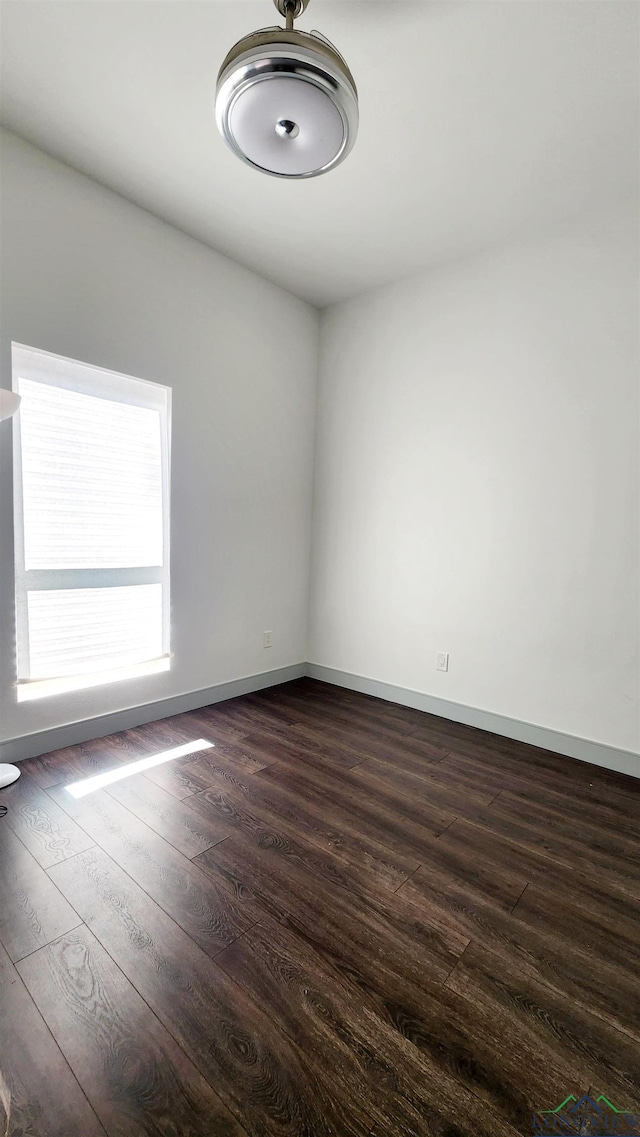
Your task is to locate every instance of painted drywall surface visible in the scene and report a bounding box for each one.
[309,209,639,752]
[0,130,319,745]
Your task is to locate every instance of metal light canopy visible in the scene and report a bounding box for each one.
[215,0,358,178]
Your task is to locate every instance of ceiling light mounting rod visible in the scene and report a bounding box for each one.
[284,0,296,32]
[273,0,310,28]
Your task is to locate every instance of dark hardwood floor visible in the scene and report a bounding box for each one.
[1,677,638,1136]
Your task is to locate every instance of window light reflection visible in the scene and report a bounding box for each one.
[64,738,214,798]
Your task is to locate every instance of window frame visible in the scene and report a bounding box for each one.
[12,343,172,700]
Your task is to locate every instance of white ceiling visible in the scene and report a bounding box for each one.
[1,0,638,307]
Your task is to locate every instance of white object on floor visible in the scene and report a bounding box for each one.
[0,389,21,421]
[0,764,21,789]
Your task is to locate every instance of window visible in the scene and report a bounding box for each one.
[12,344,171,700]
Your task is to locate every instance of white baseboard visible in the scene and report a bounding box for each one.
[1,663,306,763]
[3,659,638,781]
[306,663,640,781]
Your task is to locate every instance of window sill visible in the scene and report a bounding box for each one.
[16,656,171,702]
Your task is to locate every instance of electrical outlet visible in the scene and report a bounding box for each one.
[263,630,272,649]
[436,652,449,672]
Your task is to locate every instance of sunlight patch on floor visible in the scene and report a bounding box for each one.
[64,739,214,798]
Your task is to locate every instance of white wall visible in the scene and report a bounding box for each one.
[0,130,318,748]
[309,209,639,753]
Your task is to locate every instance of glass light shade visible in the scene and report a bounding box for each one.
[216,29,358,178]
[229,76,345,177]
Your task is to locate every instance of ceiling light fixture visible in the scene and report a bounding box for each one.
[215,0,358,179]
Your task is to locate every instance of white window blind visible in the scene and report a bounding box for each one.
[12,344,171,699]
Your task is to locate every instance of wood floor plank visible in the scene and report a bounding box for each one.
[264,678,434,735]
[290,717,451,768]
[349,753,497,818]
[256,749,457,858]
[196,831,469,992]
[435,812,640,917]
[17,724,187,789]
[48,848,373,1137]
[434,815,622,899]
[46,786,257,957]
[246,679,449,755]
[218,724,371,770]
[201,823,640,1050]
[511,875,640,973]
[17,924,245,1137]
[482,734,638,793]
[446,939,640,1113]
[140,737,277,806]
[105,773,229,858]
[429,730,640,806]
[188,760,421,892]
[212,693,305,733]
[4,677,638,1137]
[246,688,425,747]
[196,835,623,1136]
[0,938,106,1137]
[473,791,640,896]
[215,919,521,1137]
[279,818,469,970]
[317,686,437,731]
[128,715,243,751]
[199,740,276,774]
[17,738,131,790]
[144,751,229,799]
[441,750,640,822]
[505,777,640,838]
[428,750,513,798]
[2,772,95,868]
[498,775,640,849]
[400,816,531,912]
[398,858,640,1041]
[181,702,295,746]
[92,724,188,761]
[0,823,81,962]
